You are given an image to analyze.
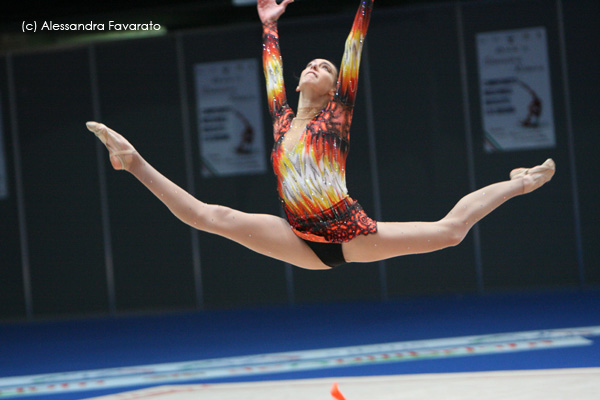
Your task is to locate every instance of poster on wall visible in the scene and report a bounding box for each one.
[476,27,556,153]
[0,97,8,199]
[194,59,267,177]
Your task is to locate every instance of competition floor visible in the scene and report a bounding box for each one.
[1,289,599,399]
[85,369,600,400]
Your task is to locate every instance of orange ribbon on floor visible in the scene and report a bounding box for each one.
[330,382,347,400]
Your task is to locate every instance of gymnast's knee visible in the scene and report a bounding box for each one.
[438,220,469,248]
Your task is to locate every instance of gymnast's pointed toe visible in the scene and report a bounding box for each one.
[510,167,527,180]
[86,121,137,171]
[86,121,100,131]
[86,121,110,145]
[512,158,555,194]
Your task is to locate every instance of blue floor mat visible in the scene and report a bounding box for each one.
[1,289,599,399]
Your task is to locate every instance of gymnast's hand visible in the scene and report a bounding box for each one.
[257,0,294,24]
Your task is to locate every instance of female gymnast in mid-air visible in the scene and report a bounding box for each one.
[86,0,555,270]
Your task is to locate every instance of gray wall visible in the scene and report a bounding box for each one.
[1,0,598,320]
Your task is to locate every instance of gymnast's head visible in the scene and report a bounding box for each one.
[296,58,338,98]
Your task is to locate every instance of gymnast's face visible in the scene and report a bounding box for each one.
[296,59,337,96]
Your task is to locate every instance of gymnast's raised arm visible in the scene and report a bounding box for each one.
[259,0,293,123]
[336,0,373,107]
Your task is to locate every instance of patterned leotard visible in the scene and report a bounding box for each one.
[262,0,376,243]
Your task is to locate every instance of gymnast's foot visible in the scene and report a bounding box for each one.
[510,158,555,194]
[86,122,137,171]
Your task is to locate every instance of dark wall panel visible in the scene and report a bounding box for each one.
[182,27,289,309]
[564,0,600,285]
[369,6,479,296]
[13,48,108,316]
[462,0,579,289]
[0,56,26,318]
[1,0,597,321]
[95,37,196,311]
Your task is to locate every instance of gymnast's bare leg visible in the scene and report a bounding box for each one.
[86,121,331,270]
[87,121,554,268]
[343,159,555,263]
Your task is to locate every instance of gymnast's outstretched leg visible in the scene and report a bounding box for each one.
[343,159,555,263]
[86,122,331,270]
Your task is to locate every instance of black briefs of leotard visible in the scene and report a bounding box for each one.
[302,239,347,268]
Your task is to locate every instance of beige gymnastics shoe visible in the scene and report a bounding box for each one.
[510,158,556,194]
[86,121,137,170]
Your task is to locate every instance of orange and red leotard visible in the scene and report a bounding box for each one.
[262,0,376,244]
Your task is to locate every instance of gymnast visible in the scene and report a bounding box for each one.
[86,0,555,270]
